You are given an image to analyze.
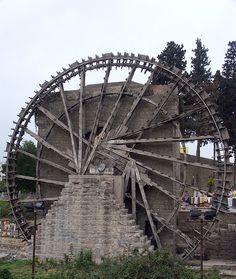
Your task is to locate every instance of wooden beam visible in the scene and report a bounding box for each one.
[15,175,65,186]
[131,161,136,220]
[125,194,193,246]
[78,69,85,173]
[17,149,75,175]
[21,197,59,203]
[24,128,73,162]
[110,105,203,140]
[37,105,88,146]
[108,135,217,145]
[59,83,78,171]
[102,145,178,200]
[116,69,156,135]
[82,64,137,174]
[133,163,162,249]
[83,65,111,164]
[110,145,217,170]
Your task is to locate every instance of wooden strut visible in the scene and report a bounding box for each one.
[133,162,162,249]
[83,65,111,165]
[108,135,217,145]
[110,144,217,170]
[126,193,193,246]
[17,149,75,175]
[24,128,74,162]
[81,64,138,174]
[131,161,136,220]
[110,105,203,140]
[15,175,65,186]
[78,69,85,173]
[115,68,157,136]
[59,83,79,171]
[130,79,180,147]
[103,145,178,200]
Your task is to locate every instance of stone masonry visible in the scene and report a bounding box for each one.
[36,175,153,262]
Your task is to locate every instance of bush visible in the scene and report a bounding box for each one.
[0,268,13,279]
[0,201,11,219]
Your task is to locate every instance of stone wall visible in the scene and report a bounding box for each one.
[36,175,153,262]
[177,210,236,259]
[36,83,180,252]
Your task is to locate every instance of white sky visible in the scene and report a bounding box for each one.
[0,0,235,161]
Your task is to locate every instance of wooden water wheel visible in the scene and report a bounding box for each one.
[5,53,232,258]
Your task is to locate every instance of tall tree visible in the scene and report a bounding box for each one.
[190,38,212,84]
[218,41,236,186]
[190,38,212,189]
[222,41,236,79]
[153,41,187,84]
[16,140,37,193]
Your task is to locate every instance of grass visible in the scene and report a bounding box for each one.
[0,200,12,220]
[0,250,221,279]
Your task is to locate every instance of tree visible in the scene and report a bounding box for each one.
[222,41,236,79]
[190,38,212,189]
[217,41,236,186]
[190,38,212,84]
[153,41,187,84]
[16,140,37,193]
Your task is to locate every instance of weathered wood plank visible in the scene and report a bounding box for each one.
[78,69,85,173]
[17,149,75,174]
[134,163,162,249]
[59,83,78,171]
[25,128,73,162]
[110,145,217,170]
[82,65,137,174]
[116,69,156,135]
[83,65,111,165]
[131,161,136,220]
[108,135,216,145]
[15,175,65,186]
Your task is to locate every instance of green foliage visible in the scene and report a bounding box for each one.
[16,140,37,193]
[153,41,187,84]
[0,268,13,279]
[0,250,222,279]
[222,41,236,79]
[0,200,11,219]
[190,38,212,84]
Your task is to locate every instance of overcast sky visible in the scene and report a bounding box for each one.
[0,0,235,161]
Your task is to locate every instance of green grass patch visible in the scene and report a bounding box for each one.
[0,250,221,279]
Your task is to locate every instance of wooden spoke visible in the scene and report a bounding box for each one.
[78,69,85,173]
[37,105,89,146]
[125,193,193,246]
[15,175,65,186]
[108,135,217,145]
[59,83,78,171]
[110,105,203,140]
[116,69,156,135]
[133,163,162,249]
[24,128,73,162]
[21,197,59,203]
[131,161,136,220]
[17,149,75,175]
[110,144,217,170]
[83,65,111,164]
[82,65,137,174]
[102,145,179,200]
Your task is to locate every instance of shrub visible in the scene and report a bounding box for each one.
[0,268,13,279]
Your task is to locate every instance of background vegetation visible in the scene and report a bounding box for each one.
[0,250,221,279]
